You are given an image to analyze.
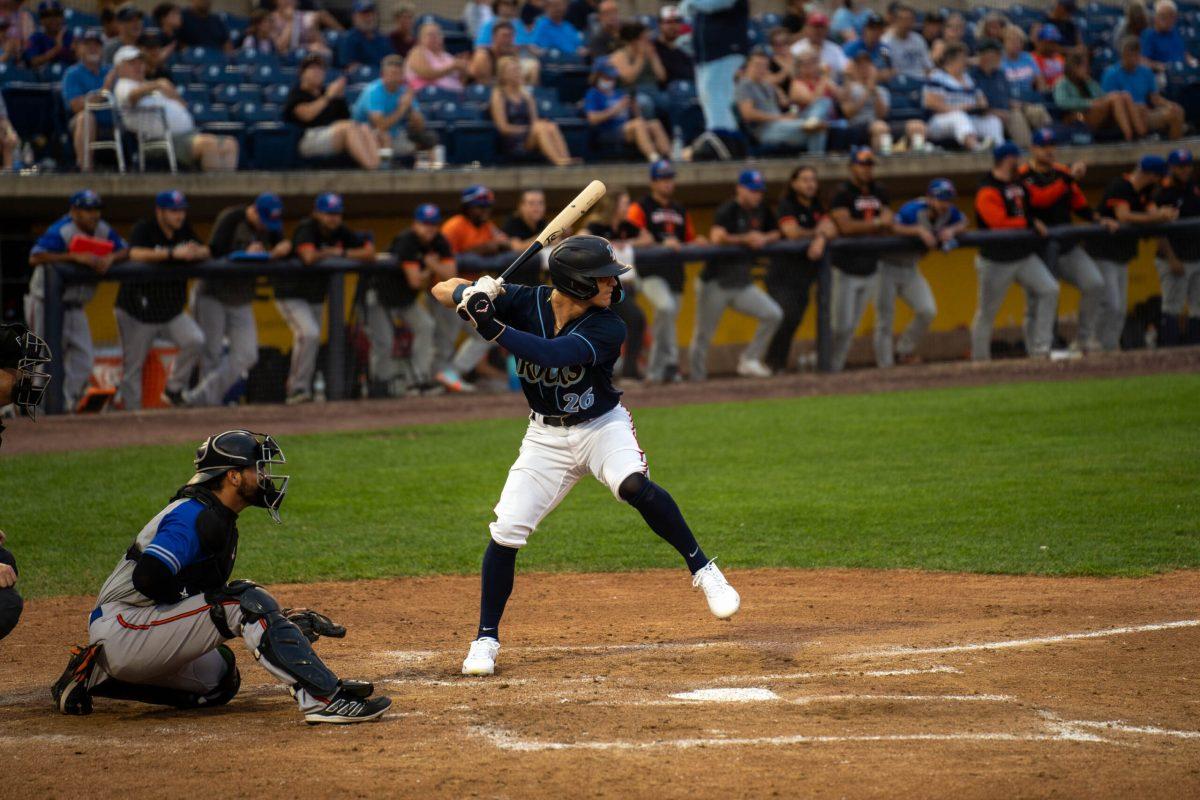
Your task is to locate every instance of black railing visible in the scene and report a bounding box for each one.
[40,217,1200,414]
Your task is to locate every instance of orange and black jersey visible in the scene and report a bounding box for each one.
[974,172,1037,263]
[1157,176,1200,260]
[1017,163,1096,228]
[1088,174,1157,263]
[627,195,696,292]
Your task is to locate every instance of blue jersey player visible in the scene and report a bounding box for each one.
[432,234,741,676]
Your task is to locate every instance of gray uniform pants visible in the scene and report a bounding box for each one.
[114,307,204,410]
[971,254,1059,360]
[1090,259,1130,352]
[873,264,936,367]
[86,593,322,714]
[430,300,491,376]
[24,294,93,410]
[1053,247,1106,349]
[640,276,682,381]
[688,279,783,381]
[365,294,435,385]
[831,268,876,372]
[188,292,258,407]
[1156,258,1200,317]
[274,298,323,396]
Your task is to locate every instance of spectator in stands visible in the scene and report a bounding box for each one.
[566,0,598,33]
[0,0,35,49]
[882,4,931,80]
[692,168,783,380]
[842,13,893,82]
[491,55,574,165]
[1055,50,1139,141]
[405,21,468,91]
[791,11,847,77]
[974,11,1008,47]
[61,30,111,172]
[113,46,239,170]
[780,0,808,38]
[627,160,704,384]
[1041,0,1082,50]
[1001,26,1045,99]
[102,3,142,64]
[1102,37,1185,139]
[138,31,173,83]
[152,2,181,55]
[830,0,871,44]
[929,11,967,66]
[611,21,668,121]
[500,188,549,285]
[1156,148,1200,345]
[285,53,380,168]
[787,49,835,148]
[474,0,516,47]
[691,0,750,143]
[367,203,449,396]
[278,191,375,404]
[1032,26,1065,88]
[654,5,693,83]
[353,53,434,163]
[99,6,116,40]
[0,92,18,169]
[923,43,1003,152]
[531,0,584,57]
[26,189,127,411]
[765,164,835,373]
[178,0,230,51]
[839,48,926,154]
[585,59,669,162]
[1115,2,1150,48]
[117,189,208,410]
[586,0,620,57]
[389,2,416,58]
[26,0,73,68]
[0,18,18,64]
[973,38,1050,149]
[1142,0,1196,70]
[738,48,827,154]
[919,10,944,48]
[463,0,493,42]
[766,26,794,92]
[340,0,393,70]
[470,18,516,84]
[239,9,275,55]
[186,192,289,407]
[270,0,334,57]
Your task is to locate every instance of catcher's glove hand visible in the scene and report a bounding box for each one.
[282,608,346,642]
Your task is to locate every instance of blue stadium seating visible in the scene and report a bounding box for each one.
[444,32,472,55]
[264,83,291,105]
[445,120,497,164]
[417,85,463,105]
[189,103,229,125]
[466,83,492,104]
[554,117,589,160]
[37,62,67,83]
[0,64,37,85]
[196,64,244,85]
[237,50,280,68]
[247,122,300,169]
[180,47,225,66]
[233,101,278,124]
[542,64,589,103]
[346,64,379,84]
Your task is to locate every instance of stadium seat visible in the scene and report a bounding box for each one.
[542,64,589,104]
[416,14,463,33]
[233,101,278,124]
[417,85,463,105]
[180,46,224,66]
[554,117,589,160]
[196,63,244,85]
[466,83,492,104]
[189,102,229,125]
[212,84,257,106]
[181,84,209,105]
[0,63,37,85]
[444,32,472,55]
[236,50,279,68]
[445,120,497,165]
[37,62,67,83]
[346,64,378,84]
[345,83,365,107]
[531,85,559,104]
[247,122,300,169]
[264,83,291,105]
[2,84,57,147]
[667,96,705,144]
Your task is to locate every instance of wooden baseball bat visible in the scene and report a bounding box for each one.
[497,180,607,283]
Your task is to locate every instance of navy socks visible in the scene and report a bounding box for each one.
[477,540,518,641]
[628,479,709,574]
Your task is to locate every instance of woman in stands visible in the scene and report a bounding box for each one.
[405,21,468,92]
[283,54,380,169]
[270,0,337,57]
[584,59,670,162]
[489,55,575,166]
[1054,50,1139,142]
[609,21,668,122]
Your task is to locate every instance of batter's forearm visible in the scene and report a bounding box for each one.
[432,277,471,307]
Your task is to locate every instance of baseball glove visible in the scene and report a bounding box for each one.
[282,608,346,642]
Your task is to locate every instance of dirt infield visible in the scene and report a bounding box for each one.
[2,569,1198,799]
[4,346,1199,456]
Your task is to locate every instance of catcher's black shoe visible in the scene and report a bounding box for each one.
[51,643,102,715]
[304,685,390,725]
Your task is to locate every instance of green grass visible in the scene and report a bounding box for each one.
[4,373,1199,597]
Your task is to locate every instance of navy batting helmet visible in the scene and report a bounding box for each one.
[188,430,289,522]
[547,235,631,302]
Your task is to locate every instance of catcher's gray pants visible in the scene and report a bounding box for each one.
[188,292,258,407]
[1089,259,1130,352]
[1053,247,1106,349]
[430,301,491,377]
[85,593,322,714]
[873,264,936,368]
[688,279,782,381]
[274,298,323,396]
[641,276,682,381]
[1156,258,1200,317]
[971,254,1059,360]
[365,295,435,385]
[24,294,93,410]
[114,307,204,410]
[830,268,876,372]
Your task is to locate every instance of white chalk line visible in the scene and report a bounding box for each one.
[1060,720,1200,740]
[377,639,800,664]
[709,665,961,684]
[601,693,1017,708]
[844,619,1200,659]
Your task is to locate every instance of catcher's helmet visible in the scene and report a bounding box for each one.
[187,430,289,523]
[547,234,631,302]
[0,323,51,419]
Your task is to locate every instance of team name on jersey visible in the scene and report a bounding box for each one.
[516,359,587,388]
[854,196,882,219]
[649,207,685,233]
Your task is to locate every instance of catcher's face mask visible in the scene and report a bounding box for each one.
[14,329,51,419]
[252,433,289,524]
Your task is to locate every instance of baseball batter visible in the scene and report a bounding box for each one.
[431,234,740,676]
[50,430,390,724]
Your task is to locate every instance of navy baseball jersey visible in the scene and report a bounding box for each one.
[493,283,626,420]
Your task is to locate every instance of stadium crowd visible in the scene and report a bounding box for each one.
[0,0,1197,171]
[19,141,1200,411]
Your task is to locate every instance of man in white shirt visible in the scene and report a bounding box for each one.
[112,45,238,171]
[881,3,931,79]
[790,11,847,77]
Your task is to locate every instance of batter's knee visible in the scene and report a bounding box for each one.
[618,472,651,504]
[488,519,531,549]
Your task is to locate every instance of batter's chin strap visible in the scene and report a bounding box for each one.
[206,580,340,699]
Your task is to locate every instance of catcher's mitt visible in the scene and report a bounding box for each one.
[282,608,346,642]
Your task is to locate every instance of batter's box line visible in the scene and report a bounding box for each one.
[377,639,810,663]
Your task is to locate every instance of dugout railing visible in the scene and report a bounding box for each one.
[38,217,1200,414]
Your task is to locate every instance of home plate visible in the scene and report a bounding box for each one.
[669,688,780,703]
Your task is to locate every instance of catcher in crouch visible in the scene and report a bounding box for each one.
[51,430,391,724]
[431,234,741,677]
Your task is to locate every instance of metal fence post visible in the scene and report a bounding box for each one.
[815,250,833,373]
[326,269,346,401]
[42,263,66,415]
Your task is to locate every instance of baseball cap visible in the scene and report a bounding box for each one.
[1168,148,1194,166]
[845,41,873,60]
[155,189,188,210]
[461,184,494,207]
[927,178,956,200]
[659,4,682,21]
[79,27,103,43]
[115,2,141,21]
[864,12,885,27]
[993,141,1021,163]
[850,145,876,166]
[650,159,676,180]
[806,11,829,27]
[37,0,63,17]
[592,57,618,78]
[1139,155,1168,176]
[315,192,344,214]
[1031,128,1056,147]
[352,0,375,13]
[113,44,143,65]
[254,192,284,233]
[69,189,102,209]
[738,169,766,192]
[1037,25,1062,43]
[414,203,442,224]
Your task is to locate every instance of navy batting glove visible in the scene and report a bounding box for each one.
[457,292,505,341]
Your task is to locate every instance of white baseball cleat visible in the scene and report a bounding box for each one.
[736,358,773,379]
[462,636,501,675]
[692,561,741,619]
